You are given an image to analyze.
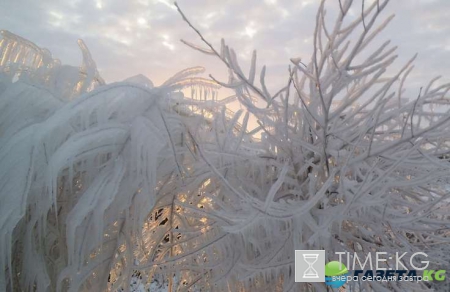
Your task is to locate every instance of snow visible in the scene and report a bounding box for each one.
[2,1,450,291]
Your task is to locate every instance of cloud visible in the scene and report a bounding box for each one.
[1,0,450,93]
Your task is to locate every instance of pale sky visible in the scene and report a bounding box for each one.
[1,0,450,94]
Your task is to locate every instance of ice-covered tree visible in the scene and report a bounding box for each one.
[1,0,450,291]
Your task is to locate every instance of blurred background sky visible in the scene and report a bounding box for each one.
[1,0,450,95]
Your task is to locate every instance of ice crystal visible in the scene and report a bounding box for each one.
[1,1,450,291]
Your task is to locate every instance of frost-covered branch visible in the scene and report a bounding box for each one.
[2,0,450,291]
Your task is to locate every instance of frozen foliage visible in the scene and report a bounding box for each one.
[1,0,450,291]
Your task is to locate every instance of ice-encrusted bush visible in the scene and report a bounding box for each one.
[1,0,450,291]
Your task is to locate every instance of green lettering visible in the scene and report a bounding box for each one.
[434,270,446,281]
[423,270,434,281]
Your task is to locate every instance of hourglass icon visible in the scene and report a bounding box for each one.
[295,250,324,282]
[303,254,319,278]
